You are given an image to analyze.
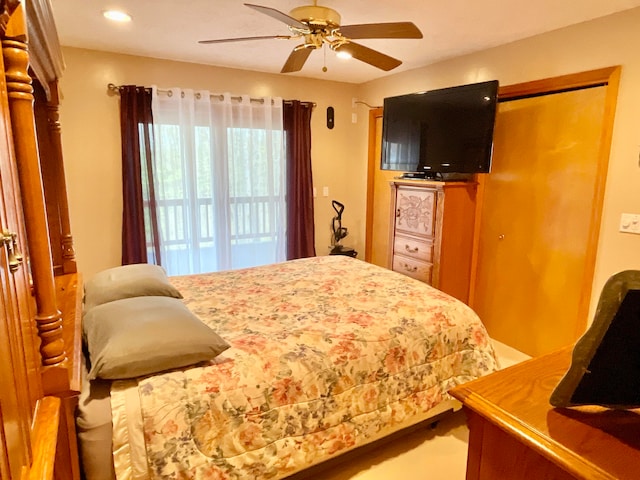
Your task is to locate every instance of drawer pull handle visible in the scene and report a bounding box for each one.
[403,263,418,273]
[1,230,23,273]
[405,244,419,253]
[396,208,401,218]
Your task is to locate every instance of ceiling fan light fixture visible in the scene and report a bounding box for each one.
[103,10,132,23]
[336,50,352,60]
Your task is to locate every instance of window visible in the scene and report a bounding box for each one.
[148,89,286,275]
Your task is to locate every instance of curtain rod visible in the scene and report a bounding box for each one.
[107,83,316,107]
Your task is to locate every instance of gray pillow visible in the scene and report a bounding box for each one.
[84,263,182,311]
[83,296,230,380]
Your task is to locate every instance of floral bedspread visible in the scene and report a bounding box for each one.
[113,256,497,479]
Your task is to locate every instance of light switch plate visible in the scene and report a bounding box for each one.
[619,213,640,234]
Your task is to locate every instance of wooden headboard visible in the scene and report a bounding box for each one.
[0,1,82,479]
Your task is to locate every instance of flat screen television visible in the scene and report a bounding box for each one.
[380,80,499,180]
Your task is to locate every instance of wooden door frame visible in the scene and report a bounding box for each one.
[468,66,621,338]
[364,107,384,262]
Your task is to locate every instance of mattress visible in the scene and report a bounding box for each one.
[81,256,498,479]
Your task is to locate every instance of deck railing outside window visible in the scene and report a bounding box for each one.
[146,195,281,273]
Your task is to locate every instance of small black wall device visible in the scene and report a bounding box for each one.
[326,106,334,129]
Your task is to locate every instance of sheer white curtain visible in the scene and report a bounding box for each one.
[150,87,286,275]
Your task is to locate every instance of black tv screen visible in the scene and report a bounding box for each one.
[381,80,499,178]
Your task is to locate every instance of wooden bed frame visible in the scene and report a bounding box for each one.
[1,4,461,479]
[0,4,494,479]
[0,1,82,479]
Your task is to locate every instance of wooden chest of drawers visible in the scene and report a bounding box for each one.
[388,180,478,303]
[450,347,640,480]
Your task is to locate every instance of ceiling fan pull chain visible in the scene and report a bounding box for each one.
[322,43,327,72]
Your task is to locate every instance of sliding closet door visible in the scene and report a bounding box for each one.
[472,68,619,357]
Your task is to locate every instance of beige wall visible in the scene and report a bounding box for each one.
[59,48,365,279]
[359,7,640,320]
[60,7,640,320]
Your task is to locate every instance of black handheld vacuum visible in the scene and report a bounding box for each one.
[329,200,357,257]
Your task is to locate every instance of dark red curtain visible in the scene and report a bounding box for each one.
[119,86,161,265]
[284,101,315,260]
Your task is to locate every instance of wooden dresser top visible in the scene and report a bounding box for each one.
[450,347,640,480]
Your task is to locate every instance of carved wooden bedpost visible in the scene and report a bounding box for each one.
[35,78,77,274]
[2,4,66,370]
[46,81,76,273]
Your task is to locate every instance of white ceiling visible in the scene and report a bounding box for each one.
[51,0,640,84]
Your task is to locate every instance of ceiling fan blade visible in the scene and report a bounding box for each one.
[335,42,402,71]
[199,35,291,44]
[244,3,309,30]
[338,22,423,39]
[281,47,313,73]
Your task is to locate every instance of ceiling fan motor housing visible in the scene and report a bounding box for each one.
[289,5,341,29]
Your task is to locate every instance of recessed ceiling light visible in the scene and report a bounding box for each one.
[336,51,352,60]
[103,10,132,22]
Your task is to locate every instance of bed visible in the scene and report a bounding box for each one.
[1,3,496,479]
[77,256,498,480]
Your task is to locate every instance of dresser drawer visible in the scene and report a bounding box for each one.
[394,187,436,237]
[392,255,433,283]
[393,236,433,262]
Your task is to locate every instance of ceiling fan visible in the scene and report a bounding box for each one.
[199,2,423,73]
